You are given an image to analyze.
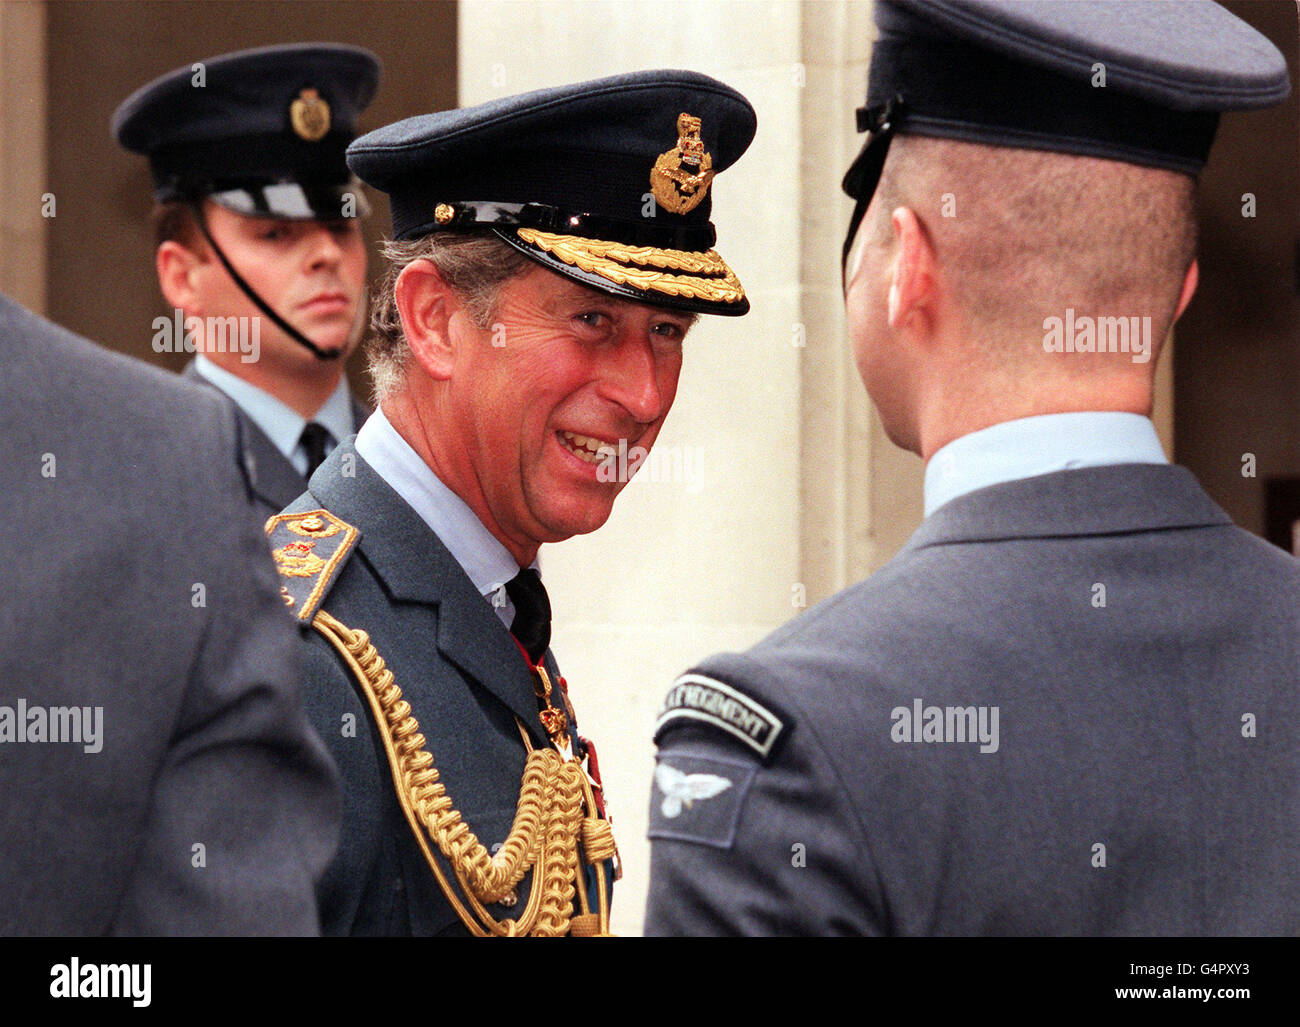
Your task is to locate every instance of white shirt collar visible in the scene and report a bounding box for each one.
[924,412,1168,518]
[354,407,533,626]
[193,355,354,474]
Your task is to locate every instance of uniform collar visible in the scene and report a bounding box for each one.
[906,463,1230,554]
[923,412,1168,518]
[302,439,552,748]
[193,355,354,464]
[354,407,535,620]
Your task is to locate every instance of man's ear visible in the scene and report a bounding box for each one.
[1173,259,1199,322]
[887,206,937,332]
[156,241,204,314]
[395,258,460,381]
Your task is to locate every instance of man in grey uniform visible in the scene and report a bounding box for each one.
[267,71,755,935]
[113,44,379,517]
[0,293,339,934]
[646,0,1299,935]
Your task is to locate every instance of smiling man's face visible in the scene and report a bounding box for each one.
[441,264,694,555]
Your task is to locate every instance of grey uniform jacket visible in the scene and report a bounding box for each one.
[275,440,593,935]
[646,464,1300,936]
[0,293,340,935]
[182,360,370,519]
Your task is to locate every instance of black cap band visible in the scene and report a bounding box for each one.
[152,133,353,197]
[398,199,717,251]
[386,150,715,241]
[854,28,1220,194]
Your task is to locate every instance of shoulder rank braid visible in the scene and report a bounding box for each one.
[267,509,616,936]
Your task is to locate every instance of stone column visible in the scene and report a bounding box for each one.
[0,1,48,313]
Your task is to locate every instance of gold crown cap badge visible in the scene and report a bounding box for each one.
[650,112,714,215]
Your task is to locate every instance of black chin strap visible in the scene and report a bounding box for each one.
[842,191,873,293]
[841,96,904,291]
[188,202,344,361]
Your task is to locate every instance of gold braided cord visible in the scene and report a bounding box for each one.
[578,772,612,936]
[311,609,613,936]
[516,227,746,305]
[532,766,581,936]
[582,817,617,863]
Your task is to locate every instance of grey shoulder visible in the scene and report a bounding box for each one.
[653,656,797,766]
[0,296,244,479]
[1225,523,1300,579]
[652,567,932,764]
[1,295,223,417]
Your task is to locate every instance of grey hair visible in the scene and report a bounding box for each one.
[366,232,532,402]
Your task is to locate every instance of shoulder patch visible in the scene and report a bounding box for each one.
[265,509,360,622]
[654,673,789,764]
[647,753,757,850]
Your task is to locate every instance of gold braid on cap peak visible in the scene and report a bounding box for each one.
[516,227,745,305]
[311,608,615,937]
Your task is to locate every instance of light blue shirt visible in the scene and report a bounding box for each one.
[354,407,533,629]
[923,412,1168,518]
[193,355,355,477]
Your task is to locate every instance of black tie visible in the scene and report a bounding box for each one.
[505,568,551,664]
[299,422,332,477]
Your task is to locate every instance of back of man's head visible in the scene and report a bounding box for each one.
[866,134,1198,376]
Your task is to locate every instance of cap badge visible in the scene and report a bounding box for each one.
[290,87,331,142]
[650,113,715,215]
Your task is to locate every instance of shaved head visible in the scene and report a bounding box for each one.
[862,135,1198,366]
